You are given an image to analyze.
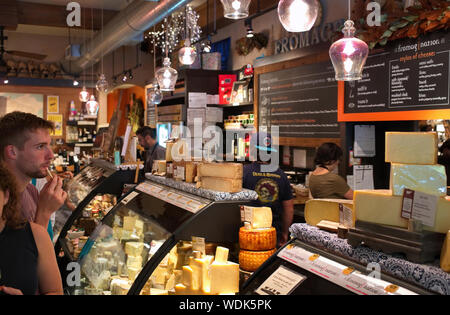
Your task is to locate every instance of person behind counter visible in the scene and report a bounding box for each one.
[309,142,353,200]
[136,126,166,173]
[243,132,294,248]
[0,163,63,295]
[438,139,450,188]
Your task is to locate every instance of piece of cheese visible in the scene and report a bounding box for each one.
[239,227,276,251]
[440,230,450,272]
[239,249,276,272]
[135,219,144,235]
[199,177,242,193]
[150,288,169,295]
[127,266,140,281]
[110,277,131,295]
[185,162,198,183]
[423,197,450,234]
[385,132,438,164]
[214,246,229,263]
[126,255,143,269]
[191,255,215,292]
[175,283,188,295]
[165,274,176,291]
[304,199,354,227]
[125,242,144,256]
[390,163,447,196]
[166,141,175,162]
[209,261,240,295]
[152,160,167,174]
[151,266,168,285]
[182,265,196,289]
[123,216,136,231]
[242,206,273,229]
[354,190,408,228]
[198,162,243,179]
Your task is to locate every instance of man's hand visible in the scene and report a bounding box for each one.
[0,286,24,295]
[35,175,67,228]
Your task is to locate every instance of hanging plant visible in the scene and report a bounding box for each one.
[349,0,450,50]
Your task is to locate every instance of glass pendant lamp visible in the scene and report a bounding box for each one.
[220,0,251,19]
[179,38,197,65]
[149,78,163,105]
[329,20,369,81]
[156,57,178,91]
[79,86,90,102]
[277,0,319,32]
[96,73,109,92]
[86,95,99,116]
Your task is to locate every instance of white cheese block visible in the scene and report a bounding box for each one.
[214,246,229,263]
[135,219,144,235]
[126,255,142,269]
[210,261,240,295]
[440,230,450,272]
[354,190,408,228]
[385,132,438,164]
[123,216,136,231]
[390,163,447,196]
[150,288,169,295]
[198,162,243,179]
[304,199,354,228]
[127,266,140,281]
[182,265,195,288]
[125,242,144,256]
[242,206,273,229]
[199,177,242,193]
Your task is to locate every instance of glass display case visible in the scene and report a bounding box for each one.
[68,179,256,295]
[55,159,139,287]
[241,239,434,295]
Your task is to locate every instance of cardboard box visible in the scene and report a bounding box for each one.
[188,92,207,108]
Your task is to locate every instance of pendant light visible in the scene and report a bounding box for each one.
[155,19,178,91]
[86,7,99,116]
[79,6,89,102]
[277,0,319,32]
[329,1,368,81]
[149,26,162,104]
[179,6,198,66]
[220,0,251,20]
[96,3,109,92]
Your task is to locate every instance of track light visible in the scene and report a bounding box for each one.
[73,79,79,86]
[122,72,128,82]
[245,19,254,38]
[128,70,133,80]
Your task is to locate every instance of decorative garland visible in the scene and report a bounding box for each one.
[350,0,450,49]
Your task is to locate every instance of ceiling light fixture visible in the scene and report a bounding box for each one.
[245,19,254,38]
[278,0,319,32]
[156,18,178,91]
[329,1,368,81]
[86,94,99,116]
[220,0,251,20]
[96,3,109,93]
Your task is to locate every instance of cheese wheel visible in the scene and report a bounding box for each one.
[239,249,276,272]
[239,227,276,251]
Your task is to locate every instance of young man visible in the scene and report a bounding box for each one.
[136,126,166,173]
[242,132,294,248]
[0,111,67,230]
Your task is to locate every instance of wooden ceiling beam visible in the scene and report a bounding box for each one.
[0,0,19,30]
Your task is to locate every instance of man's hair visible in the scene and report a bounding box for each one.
[0,162,25,229]
[136,126,157,139]
[0,111,54,161]
[314,142,343,167]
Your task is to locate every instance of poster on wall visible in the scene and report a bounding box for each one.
[47,114,63,136]
[0,93,44,117]
[47,95,59,113]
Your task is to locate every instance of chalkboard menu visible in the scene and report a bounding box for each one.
[258,61,340,139]
[343,31,449,116]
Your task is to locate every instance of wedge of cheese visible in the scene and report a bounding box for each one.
[440,230,450,272]
[242,206,273,229]
[124,242,144,256]
[385,132,438,164]
[354,190,408,228]
[198,162,243,179]
[390,163,447,196]
[304,199,354,228]
[190,255,215,292]
[199,177,242,193]
[209,261,240,295]
[214,246,229,263]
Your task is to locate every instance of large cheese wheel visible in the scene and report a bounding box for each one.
[239,227,276,251]
[239,249,276,272]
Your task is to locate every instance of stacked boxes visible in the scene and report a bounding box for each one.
[354,132,450,234]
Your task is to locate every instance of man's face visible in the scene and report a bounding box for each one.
[137,135,150,150]
[16,128,53,179]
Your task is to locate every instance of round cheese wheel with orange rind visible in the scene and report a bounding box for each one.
[239,248,276,272]
[239,227,276,251]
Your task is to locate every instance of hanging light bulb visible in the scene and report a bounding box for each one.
[220,0,251,19]
[86,95,99,116]
[178,39,197,65]
[79,86,90,102]
[156,57,178,91]
[329,20,369,81]
[95,73,109,92]
[148,78,163,105]
[278,0,319,32]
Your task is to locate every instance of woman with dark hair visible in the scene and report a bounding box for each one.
[0,163,63,295]
[308,143,353,200]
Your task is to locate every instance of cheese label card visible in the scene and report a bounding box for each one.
[255,266,306,295]
[402,189,438,227]
[339,204,355,228]
[191,236,206,255]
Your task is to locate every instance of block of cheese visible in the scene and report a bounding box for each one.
[385,132,438,164]
[185,162,198,183]
[354,190,408,228]
[199,177,242,193]
[150,266,168,285]
[198,162,243,179]
[239,227,276,251]
[110,277,131,295]
[135,219,144,235]
[210,261,240,294]
[127,266,140,281]
[125,242,144,256]
[304,199,354,228]
[242,206,273,229]
[182,265,197,289]
[390,163,447,196]
[126,255,143,269]
[440,230,450,272]
[191,255,215,292]
[166,141,175,162]
[214,246,229,263]
[152,160,167,174]
[123,216,136,231]
[239,248,276,272]
[150,288,169,295]
[423,197,450,234]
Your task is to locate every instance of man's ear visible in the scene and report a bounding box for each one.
[4,145,18,160]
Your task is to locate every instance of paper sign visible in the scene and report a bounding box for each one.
[354,125,375,157]
[255,266,306,295]
[353,165,374,190]
[401,189,438,227]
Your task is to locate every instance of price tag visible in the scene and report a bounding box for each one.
[255,266,306,295]
[191,236,206,256]
[401,189,438,227]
